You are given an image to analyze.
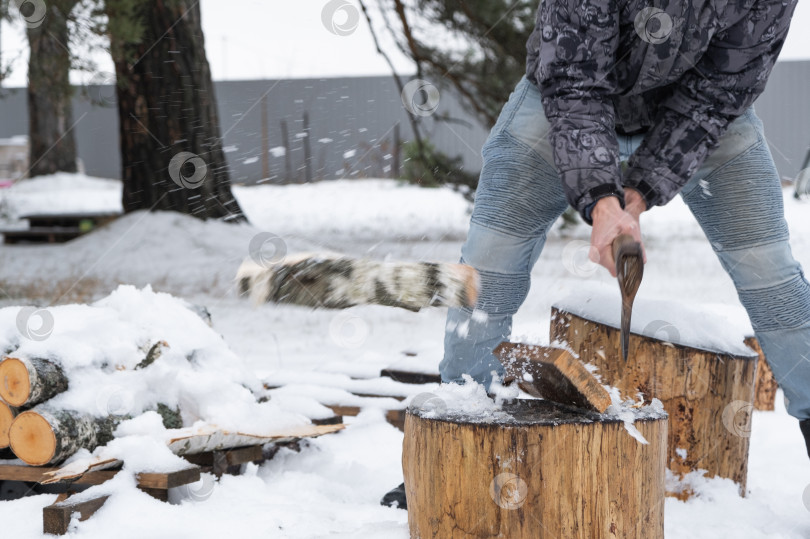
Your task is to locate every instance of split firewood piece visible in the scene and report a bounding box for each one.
[237,254,479,312]
[42,423,346,483]
[0,400,19,449]
[494,343,613,413]
[0,357,69,407]
[165,423,345,455]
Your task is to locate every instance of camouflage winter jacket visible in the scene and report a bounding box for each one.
[525,0,798,221]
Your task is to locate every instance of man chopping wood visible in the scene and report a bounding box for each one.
[383,0,809,508]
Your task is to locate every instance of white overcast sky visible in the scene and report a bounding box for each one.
[1,0,810,87]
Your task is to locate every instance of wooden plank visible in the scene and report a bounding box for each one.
[136,466,201,489]
[138,487,169,502]
[386,409,406,432]
[0,464,118,485]
[326,405,361,417]
[43,495,110,535]
[183,446,263,476]
[311,415,343,426]
[380,369,441,385]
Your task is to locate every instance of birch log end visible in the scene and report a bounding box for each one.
[0,401,18,449]
[0,357,69,407]
[9,407,118,466]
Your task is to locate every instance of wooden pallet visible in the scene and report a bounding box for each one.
[0,442,279,535]
[0,211,120,244]
[380,368,441,385]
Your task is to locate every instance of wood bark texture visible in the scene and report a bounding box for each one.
[105,0,245,221]
[550,307,757,498]
[403,400,667,539]
[26,0,79,177]
[0,357,69,407]
[745,337,777,411]
[0,400,18,449]
[237,255,479,311]
[9,405,122,466]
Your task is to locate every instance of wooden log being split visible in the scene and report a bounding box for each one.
[1,400,19,449]
[0,357,69,407]
[9,405,122,466]
[494,343,613,413]
[745,337,777,411]
[403,399,667,539]
[550,307,758,499]
[237,255,479,312]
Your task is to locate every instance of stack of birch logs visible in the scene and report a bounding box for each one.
[0,351,340,467]
[0,351,187,466]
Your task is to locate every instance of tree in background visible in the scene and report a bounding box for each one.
[26,0,80,176]
[363,0,579,224]
[103,0,245,221]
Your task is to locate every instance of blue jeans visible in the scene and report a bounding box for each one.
[440,76,810,421]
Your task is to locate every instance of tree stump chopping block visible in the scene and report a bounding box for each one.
[403,399,667,539]
[550,307,758,498]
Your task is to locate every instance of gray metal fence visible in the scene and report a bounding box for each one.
[0,63,808,184]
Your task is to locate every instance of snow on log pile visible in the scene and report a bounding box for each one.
[0,285,342,468]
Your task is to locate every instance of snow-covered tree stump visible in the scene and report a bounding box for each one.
[745,337,777,411]
[0,357,69,407]
[402,399,667,538]
[550,307,758,499]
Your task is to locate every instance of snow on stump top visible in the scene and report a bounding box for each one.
[550,284,758,500]
[552,282,757,357]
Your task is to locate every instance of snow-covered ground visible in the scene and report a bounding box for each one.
[1,174,809,538]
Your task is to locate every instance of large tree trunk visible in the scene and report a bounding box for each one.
[105,0,245,221]
[26,0,79,177]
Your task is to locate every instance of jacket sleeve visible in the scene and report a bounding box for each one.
[532,0,623,223]
[624,0,798,208]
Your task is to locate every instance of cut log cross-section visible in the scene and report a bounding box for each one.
[403,399,667,539]
[9,406,121,466]
[0,357,69,407]
[1,400,18,449]
[550,307,758,499]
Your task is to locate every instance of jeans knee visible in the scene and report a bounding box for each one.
[721,242,810,331]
